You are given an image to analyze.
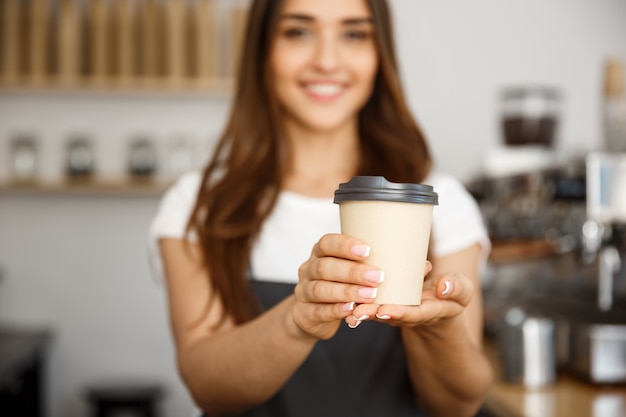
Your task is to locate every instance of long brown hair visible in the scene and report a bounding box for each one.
[187,0,432,325]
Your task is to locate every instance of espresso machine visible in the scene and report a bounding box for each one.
[564,151,626,384]
[486,154,626,387]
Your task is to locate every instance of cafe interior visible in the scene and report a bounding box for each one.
[0,1,625,416]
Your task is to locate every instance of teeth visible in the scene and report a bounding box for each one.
[306,83,342,96]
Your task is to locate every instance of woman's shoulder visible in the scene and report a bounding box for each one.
[150,171,203,239]
[424,170,462,187]
[156,171,203,213]
[423,171,473,204]
[164,171,203,200]
[424,170,491,259]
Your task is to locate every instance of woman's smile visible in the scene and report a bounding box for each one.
[301,81,347,102]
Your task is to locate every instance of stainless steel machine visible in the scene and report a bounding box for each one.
[477,152,626,386]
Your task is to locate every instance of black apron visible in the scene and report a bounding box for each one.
[203,280,426,417]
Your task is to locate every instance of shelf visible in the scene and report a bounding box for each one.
[0,178,172,197]
[1,0,246,100]
[0,77,234,99]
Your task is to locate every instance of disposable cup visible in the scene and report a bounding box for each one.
[333,176,438,305]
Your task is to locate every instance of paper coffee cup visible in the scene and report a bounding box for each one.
[334,176,438,305]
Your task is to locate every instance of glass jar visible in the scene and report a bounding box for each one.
[128,138,157,177]
[66,137,95,177]
[501,87,560,147]
[10,135,38,181]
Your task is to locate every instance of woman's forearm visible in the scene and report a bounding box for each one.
[179,295,317,415]
[401,317,493,417]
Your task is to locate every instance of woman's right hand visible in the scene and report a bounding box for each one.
[292,233,385,340]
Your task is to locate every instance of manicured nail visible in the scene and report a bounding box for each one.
[358,287,378,299]
[348,320,362,329]
[364,269,385,284]
[376,313,391,320]
[342,302,355,312]
[442,281,452,296]
[353,314,370,321]
[352,244,371,257]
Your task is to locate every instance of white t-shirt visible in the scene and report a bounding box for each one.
[148,171,491,283]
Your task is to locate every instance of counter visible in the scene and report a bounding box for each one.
[0,325,52,417]
[482,340,626,417]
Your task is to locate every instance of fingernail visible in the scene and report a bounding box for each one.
[352,244,371,257]
[358,287,378,299]
[442,281,452,296]
[353,314,370,321]
[342,302,355,312]
[376,313,391,320]
[348,320,362,329]
[364,269,385,284]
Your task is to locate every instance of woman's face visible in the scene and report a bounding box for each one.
[269,0,378,135]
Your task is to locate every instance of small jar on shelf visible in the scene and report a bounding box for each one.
[10,134,39,182]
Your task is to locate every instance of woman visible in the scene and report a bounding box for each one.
[149,0,493,416]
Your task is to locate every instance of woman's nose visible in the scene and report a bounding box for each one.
[311,33,340,72]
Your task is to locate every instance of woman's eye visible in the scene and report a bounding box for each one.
[283,27,311,39]
[343,29,370,41]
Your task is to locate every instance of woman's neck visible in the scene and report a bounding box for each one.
[283,121,360,198]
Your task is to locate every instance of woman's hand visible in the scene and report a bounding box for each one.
[292,233,385,340]
[345,267,474,330]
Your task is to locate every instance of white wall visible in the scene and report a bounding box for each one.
[0,1,625,417]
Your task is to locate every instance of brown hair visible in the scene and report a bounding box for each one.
[187,0,432,325]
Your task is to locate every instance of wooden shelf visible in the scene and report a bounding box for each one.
[0,77,234,98]
[0,178,171,197]
[1,0,247,97]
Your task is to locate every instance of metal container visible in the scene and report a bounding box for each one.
[498,307,557,388]
[569,321,626,384]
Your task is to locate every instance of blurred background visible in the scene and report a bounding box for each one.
[0,1,625,417]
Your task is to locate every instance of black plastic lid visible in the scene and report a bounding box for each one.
[333,176,438,205]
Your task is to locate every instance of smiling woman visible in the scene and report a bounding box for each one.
[270,0,378,136]
[148,0,493,416]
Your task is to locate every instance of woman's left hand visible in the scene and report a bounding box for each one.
[345,266,475,329]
